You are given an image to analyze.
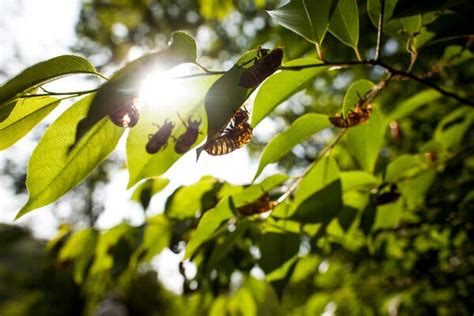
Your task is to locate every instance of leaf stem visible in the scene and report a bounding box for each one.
[315,43,325,61]
[354,47,363,61]
[171,71,226,80]
[375,0,385,61]
[18,88,100,99]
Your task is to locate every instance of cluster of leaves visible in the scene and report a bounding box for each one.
[1,0,473,314]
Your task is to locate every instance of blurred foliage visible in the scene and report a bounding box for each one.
[1,0,474,315]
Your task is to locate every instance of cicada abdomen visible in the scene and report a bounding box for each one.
[239,47,283,89]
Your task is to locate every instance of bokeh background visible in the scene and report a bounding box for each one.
[1,0,473,315]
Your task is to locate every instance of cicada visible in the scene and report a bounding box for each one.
[145,119,174,154]
[239,47,283,88]
[173,115,202,154]
[236,192,277,216]
[329,103,372,128]
[204,107,253,155]
[108,96,140,128]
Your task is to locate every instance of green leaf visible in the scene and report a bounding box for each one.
[434,106,473,152]
[207,221,250,269]
[329,0,360,49]
[0,97,60,150]
[337,205,358,231]
[254,113,330,180]
[268,255,299,300]
[340,171,378,192]
[0,55,99,106]
[293,156,341,209]
[386,154,425,182]
[15,95,123,219]
[399,170,436,209]
[165,176,218,220]
[127,75,217,187]
[346,107,385,172]
[359,201,377,235]
[267,0,334,44]
[257,233,300,274]
[139,215,170,261]
[286,156,342,224]
[0,100,17,123]
[290,179,343,224]
[252,58,327,126]
[184,174,287,259]
[373,200,403,230]
[184,197,234,259]
[367,0,398,27]
[399,15,422,36]
[74,31,197,146]
[59,228,97,284]
[90,223,132,275]
[131,178,170,210]
[342,79,375,117]
[388,89,442,121]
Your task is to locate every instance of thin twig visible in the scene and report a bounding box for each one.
[375,0,385,61]
[276,129,347,204]
[280,60,474,106]
[372,60,474,106]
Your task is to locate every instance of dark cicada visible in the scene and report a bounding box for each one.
[146,119,174,154]
[204,107,253,156]
[239,47,283,89]
[236,192,277,216]
[173,115,202,154]
[109,96,140,128]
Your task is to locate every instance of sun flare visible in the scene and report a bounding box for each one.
[138,63,199,113]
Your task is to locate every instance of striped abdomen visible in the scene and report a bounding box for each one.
[239,48,283,88]
[204,124,253,155]
[329,105,372,128]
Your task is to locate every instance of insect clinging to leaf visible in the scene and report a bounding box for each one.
[145,119,174,154]
[108,96,140,128]
[329,92,373,128]
[204,107,253,156]
[239,47,284,88]
[173,114,202,154]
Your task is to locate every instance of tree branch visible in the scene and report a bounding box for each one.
[276,128,347,204]
[280,60,474,106]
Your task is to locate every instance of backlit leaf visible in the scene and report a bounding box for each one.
[74,31,198,146]
[346,107,385,172]
[15,95,123,219]
[0,55,99,106]
[165,176,218,220]
[0,97,60,150]
[329,0,360,49]
[254,113,330,180]
[268,0,334,45]
[131,178,170,210]
[127,75,217,187]
[252,58,327,126]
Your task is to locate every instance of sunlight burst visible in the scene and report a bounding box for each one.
[138,63,198,113]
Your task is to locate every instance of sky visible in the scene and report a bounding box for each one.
[0,0,279,293]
